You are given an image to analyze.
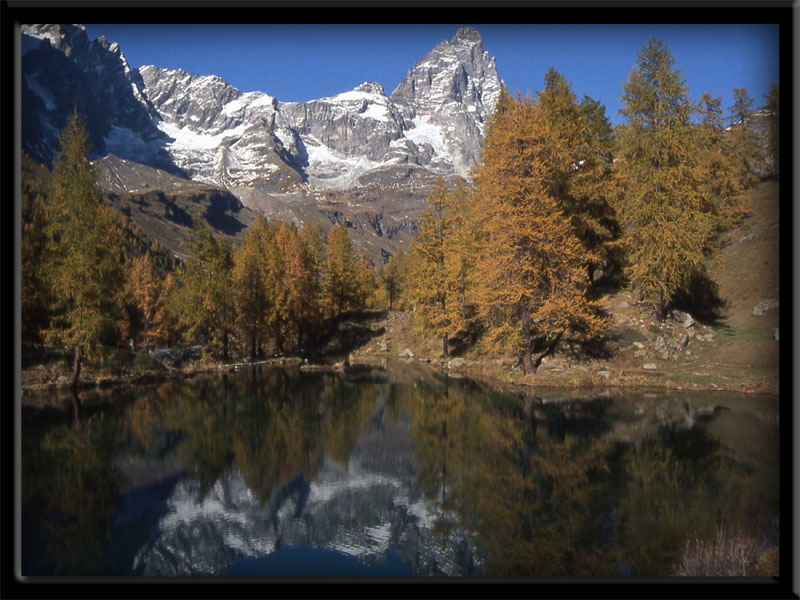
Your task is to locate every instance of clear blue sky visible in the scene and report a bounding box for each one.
[83,24,780,124]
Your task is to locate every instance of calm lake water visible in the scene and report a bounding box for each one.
[21,362,779,577]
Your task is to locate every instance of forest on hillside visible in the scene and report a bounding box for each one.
[21,38,780,388]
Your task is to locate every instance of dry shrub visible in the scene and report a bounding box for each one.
[753,546,779,576]
[675,527,768,576]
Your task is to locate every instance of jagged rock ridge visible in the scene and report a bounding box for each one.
[21,24,503,261]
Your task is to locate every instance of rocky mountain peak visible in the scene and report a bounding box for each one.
[451,25,483,47]
[352,81,386,96]
[22,25,505,261]
[21,23,170,169]
[389,26,502,178]
[22,24,88,57]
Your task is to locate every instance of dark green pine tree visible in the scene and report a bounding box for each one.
[169,219,235,361]
[616,38,715,320]
[43,110,124,388]
[760,80,779,179]
[728,87,766,189]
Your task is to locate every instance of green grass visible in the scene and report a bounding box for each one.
[712,321,774,346]
[608,326,648,347]
[93,347,162,371]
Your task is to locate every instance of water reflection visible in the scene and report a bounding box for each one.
[22,365,779,576]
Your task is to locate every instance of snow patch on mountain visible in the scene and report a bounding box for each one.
[404,115,450,166]
[128,26,501,194]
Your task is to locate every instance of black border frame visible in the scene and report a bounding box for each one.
[3,2,797,598]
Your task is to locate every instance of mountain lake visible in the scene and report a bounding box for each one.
[21,362,779,577]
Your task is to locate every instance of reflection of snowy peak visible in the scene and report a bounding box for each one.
[133,416,483,576]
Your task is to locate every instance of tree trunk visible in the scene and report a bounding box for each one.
[521,347,535,375]
[461,272,467,319]
[298,324,306,356]
[70,390,81,430]
[656,290,667,321]
[531,331,563,373]
[249,333,256,361]
[520,305,534,375]
[69,344,82,391]
[442,333,448,358]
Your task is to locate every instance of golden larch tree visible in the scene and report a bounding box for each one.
[231,214,273,360]
[407,177,457,357]
[124,252,170,352]
[471,92,606,374]
[535,68,622,283]
[616,38,716,320]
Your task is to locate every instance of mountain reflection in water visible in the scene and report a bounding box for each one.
[21,363,779,576]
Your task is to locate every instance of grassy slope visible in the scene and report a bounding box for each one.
[350,180,781,395]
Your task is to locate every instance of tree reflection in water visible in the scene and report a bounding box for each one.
[22,394,125,575]
[22,366,778,576]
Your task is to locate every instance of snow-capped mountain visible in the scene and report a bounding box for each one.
[132,25,501,191]
[390,25,502,177]
[21,24,503,261]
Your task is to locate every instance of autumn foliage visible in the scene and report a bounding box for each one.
[21,37,775,379]
[470,89,608,373]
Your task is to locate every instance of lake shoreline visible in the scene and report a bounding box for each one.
[20,351,777,406]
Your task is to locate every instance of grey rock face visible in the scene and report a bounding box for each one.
[390,26,503,178]
[132,26,502,191]
[21,25,504,263]
[21,24,173,171]
[753,299,779,316]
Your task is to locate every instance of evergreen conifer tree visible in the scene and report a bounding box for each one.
[616,38,715,320]
[42,110,124,388]
[760,80,779,179]
[728,87,765,189]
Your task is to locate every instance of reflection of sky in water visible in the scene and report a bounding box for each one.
[224,546,412,576]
